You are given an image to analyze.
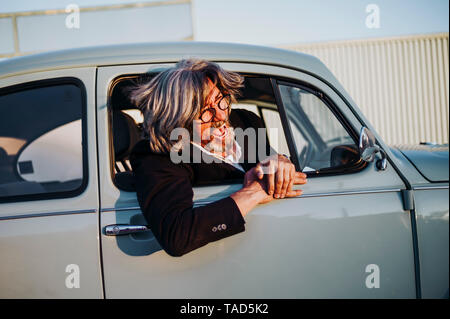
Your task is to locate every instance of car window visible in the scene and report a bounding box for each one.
[231,103,258,115]
[231,103,290,157]
[0,80,86,201]
[260,108,290,157]
[109,74,365,190]
[277,83,361,173]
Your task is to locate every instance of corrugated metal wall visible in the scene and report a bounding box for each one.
[282,33,449,145]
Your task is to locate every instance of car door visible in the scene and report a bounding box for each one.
[98,62,416,298]
[0,68,102,298]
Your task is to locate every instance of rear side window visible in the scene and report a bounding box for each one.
[0,78,87,202]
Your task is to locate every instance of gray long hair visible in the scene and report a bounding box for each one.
[129,59,244,154]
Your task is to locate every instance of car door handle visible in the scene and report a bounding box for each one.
[104,224,150,236]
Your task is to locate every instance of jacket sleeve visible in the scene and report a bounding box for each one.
[131,153,246,257]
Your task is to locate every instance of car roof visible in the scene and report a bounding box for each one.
[0,41,336,83]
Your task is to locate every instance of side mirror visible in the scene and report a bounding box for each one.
[358,127,387,170]
[330,144,360,167]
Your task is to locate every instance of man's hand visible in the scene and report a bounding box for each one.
[254,154,307,198]
[232,159,307,217]
[243,165,274,204]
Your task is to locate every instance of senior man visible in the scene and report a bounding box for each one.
[130,59,307,257]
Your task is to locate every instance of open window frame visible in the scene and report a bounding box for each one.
[107,72,368,191]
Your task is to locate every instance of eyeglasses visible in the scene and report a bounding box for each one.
[199,95,231,123]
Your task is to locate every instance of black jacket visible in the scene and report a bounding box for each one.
[129,109,270,256]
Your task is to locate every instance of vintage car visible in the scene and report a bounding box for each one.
[0,42,448,299]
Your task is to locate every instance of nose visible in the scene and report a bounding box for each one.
[214,106,228,121]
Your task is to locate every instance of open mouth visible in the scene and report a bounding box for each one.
[212,124,229,139]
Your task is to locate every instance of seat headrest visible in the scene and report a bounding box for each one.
[113,111,141,160]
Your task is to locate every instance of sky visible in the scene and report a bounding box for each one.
[193,0,449,45]
[0,0,448,53]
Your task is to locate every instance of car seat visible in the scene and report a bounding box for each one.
[112,110,142,191]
